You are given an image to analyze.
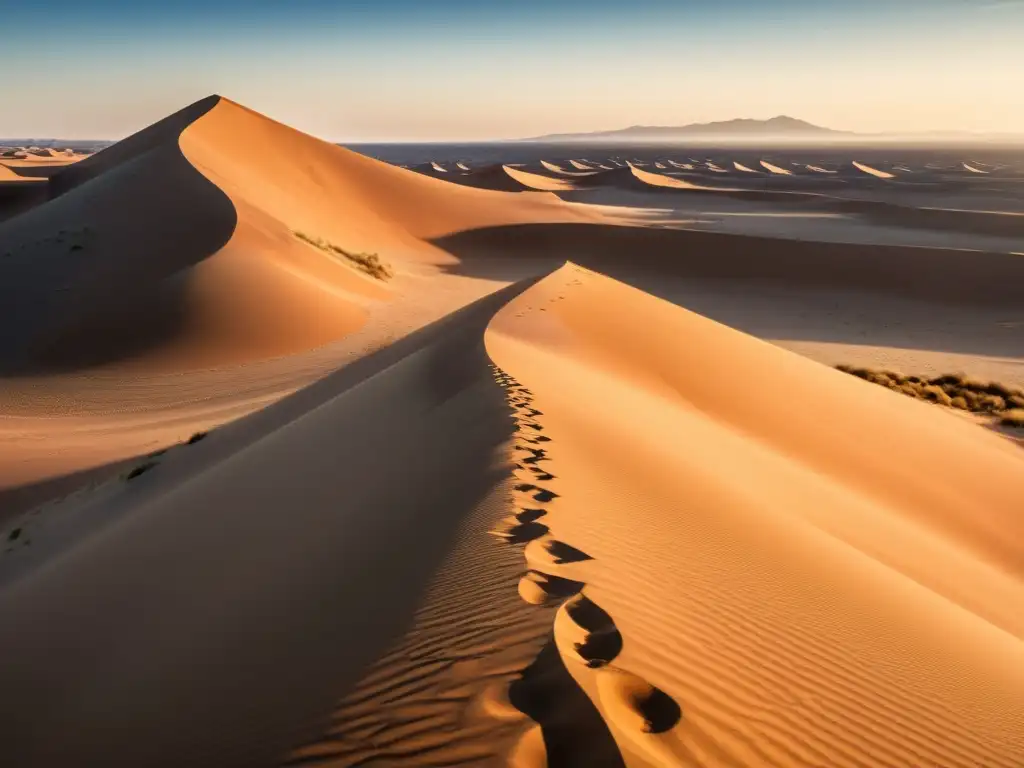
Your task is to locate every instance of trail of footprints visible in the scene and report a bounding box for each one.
[488,364,683,759]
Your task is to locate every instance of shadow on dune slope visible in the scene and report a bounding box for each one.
[433,222,1024,362]
[0,98,238,375]
[0,280,535,768]
[434,221,1024,307]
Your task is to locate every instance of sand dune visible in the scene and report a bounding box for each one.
[541,159,600,177]
[502,164,577,192]
[430,161,448,172]
[0,97,595,375]
[733,161,758,173]
[0,164,36,183]
[483,263,1024,768]
[2,261,1021,767]
[852,161,895,179]
[963,163,988,174]
[456,161,471,171]
[625,162,706,190]
[569,159,595,171]
[760,160,793,175]
[805,164,837,174]
[446,163,577,193]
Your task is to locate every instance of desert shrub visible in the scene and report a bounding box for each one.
[1000,409,1024,428]
[123,461,157,481]
[985,382,1015,399]
[7,527,21,542]
[921,385,952,406]
[292,231,393,280]
[835,366,1024,417]
[978,395,1006,413]
[836,364,870,379]
[186,431,208,445]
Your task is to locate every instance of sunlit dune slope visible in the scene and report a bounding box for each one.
[485,263,1024,767]
[852,161,895,179]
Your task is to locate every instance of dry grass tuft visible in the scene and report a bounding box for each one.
[293,231,393,280]
[836,366,1024,429]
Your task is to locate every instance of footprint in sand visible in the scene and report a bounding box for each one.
[525,435,551,444]
[556,594,624,668]
[597,668,682,735]
[518,570,586,605]
[493,363,682,762]
[492,519,550,544]
[513,483,559,504]
[516,508,547,523]
[545,540,593,564]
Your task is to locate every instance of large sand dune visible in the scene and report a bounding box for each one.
[0,97,592,375]
[1,262,1021,767]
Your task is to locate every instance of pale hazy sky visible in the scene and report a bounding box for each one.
[2,0,1022,141]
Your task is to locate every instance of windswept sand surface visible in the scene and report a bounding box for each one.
[1,262,1021,768]
[1,98,1023,767]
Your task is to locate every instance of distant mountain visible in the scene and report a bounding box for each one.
[522,116,853,142]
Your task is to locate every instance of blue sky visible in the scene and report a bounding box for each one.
[2,0,1022,140]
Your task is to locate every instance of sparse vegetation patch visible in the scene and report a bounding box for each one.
[1001,409,1024,428]
[293,231,393,280]
[836,365,1024,429]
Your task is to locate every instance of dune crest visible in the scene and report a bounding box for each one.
[760,159,793,175]
[852,160,895,179]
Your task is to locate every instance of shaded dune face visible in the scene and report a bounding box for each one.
[433,220,1024,307]
[0,281,534,768]
[0,113,238,374]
